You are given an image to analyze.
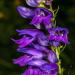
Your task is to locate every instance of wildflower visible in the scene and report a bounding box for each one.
[31,8,53,29]
[12,29,49,48]
[12,0,69,75]
[48,27,69,46]
[17,6,53,29]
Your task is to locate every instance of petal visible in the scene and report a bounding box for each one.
[33,68,42,75]
[37,32,49,46]
[43,15,53,29]
[40,63,58,73]
[45,0,53,5]
[32,43,49,53]
[16,29,39,37]
[12,36,34,47]
[31,15,43,29]
[27,59,47,67]
[41,71,48,75]
[17,47,44,59]
[26,0,39,7]
[50,70,58,75]
[17,6,34,18]
[21,68,33,75]
[48,27,69,44]
[13,55,32,66]
[50,41,60,47]
[48,50,58,63]
[21,67,42,75]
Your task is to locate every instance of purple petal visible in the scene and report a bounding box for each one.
[48,50,58,63]
[40,63,58,73]
[26,0,39,7]
[48,27,69,44]
[41,71,48,75]
[31,15,43,29]
[33,68,42,75]
[37,32,49,46]
[17,6,34,18]
[12,36,34,47]
[43,15,53,29]
[50,70,58,75]
[21,67,33,75]
[31,8,53,29]
[27,59,47,67]
[50,41,60,47]
[32,43,49,53]
[13,55,32,66]
[16,29,39,37]
[21,67,41,75]
[17,47,44,59]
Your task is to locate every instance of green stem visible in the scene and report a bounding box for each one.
[55,47,63,75]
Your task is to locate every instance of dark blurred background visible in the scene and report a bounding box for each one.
[0,0,75,75]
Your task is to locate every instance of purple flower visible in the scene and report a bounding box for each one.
[17,47,45,59]
[48,27,69,46]
[12,0,69,74]
[17,6,53,29]
[31,8,53,29]
[12,29,49,47]
[21,64,58,75]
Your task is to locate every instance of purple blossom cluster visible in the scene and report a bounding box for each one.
[12,0,69,75]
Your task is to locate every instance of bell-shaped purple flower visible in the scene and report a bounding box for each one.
[31,8,53,29]
[12,29,49,47]
[17,6,53,29]
[48,27,69,46]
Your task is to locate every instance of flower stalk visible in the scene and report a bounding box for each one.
[12,0,69,75]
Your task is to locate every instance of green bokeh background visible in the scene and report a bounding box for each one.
[0,0,75,75]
